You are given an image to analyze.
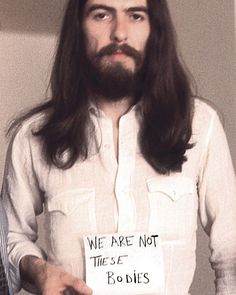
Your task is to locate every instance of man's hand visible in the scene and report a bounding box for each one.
[20,255,93,295]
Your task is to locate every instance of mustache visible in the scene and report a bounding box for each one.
[96,43,143,63]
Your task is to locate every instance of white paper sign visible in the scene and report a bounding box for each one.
[84,232,165,295]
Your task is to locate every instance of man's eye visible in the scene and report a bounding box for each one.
[129,13,145,22]
[93,12,111,21]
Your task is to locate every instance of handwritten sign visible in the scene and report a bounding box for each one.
[84,232,165,295]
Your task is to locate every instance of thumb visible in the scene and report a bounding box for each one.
[63,274,93,294]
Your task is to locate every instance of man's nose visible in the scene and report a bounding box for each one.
[110,16,128,43]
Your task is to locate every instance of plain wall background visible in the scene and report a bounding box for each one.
[0,1,235,294]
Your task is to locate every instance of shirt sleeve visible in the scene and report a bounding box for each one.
[1,126,45,293]
[0,199,13,295]
[198,111,236,295]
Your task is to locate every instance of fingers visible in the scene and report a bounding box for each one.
[35,260,93,295]
[62,273,93,295]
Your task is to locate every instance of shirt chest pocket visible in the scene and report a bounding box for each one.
[46,189,97,245]
[147,176,197,242]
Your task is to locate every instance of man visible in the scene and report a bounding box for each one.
[2,0,236,294]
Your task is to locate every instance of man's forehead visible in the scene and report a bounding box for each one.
[84,0,148,10]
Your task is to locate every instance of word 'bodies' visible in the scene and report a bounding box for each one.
[84,232,165,295]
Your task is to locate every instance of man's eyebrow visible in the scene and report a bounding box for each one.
[126,6,148,14]
[85,4,115,16]
[85,4,148,16]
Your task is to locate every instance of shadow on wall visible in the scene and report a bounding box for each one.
[0,0,67,34]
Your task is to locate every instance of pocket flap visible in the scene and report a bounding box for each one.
[147,175,194,201]
[47,189,95,214]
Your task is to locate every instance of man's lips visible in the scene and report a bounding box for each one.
[108,50,130,61]
[97,43,142,66]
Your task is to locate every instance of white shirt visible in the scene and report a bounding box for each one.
[2,99,236,295]
[0,199,13,295]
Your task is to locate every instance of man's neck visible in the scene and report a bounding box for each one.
[97,97,133,127]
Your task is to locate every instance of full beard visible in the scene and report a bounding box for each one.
[86,44,145,102]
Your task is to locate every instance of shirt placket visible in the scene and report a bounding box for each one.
[115,112,137,233]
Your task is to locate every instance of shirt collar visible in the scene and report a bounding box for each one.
[88,101,140,119]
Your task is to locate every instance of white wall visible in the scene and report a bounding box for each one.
[0,32,56,179]
[169,1,236,164]
[0,1,235,294]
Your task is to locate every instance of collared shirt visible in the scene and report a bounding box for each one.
[2,99,236,295]
[0,199,13,295]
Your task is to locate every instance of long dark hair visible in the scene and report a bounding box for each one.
[8,0,194,174]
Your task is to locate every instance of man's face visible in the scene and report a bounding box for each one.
[83,0,150,74]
